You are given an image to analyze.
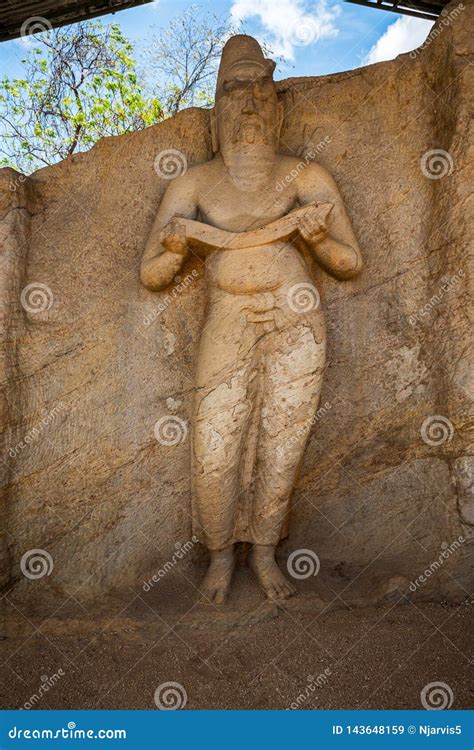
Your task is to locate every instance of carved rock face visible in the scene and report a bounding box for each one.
[139,38,363,608]
[1,10,472,603]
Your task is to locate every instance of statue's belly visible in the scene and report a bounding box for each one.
[205,242,309,294]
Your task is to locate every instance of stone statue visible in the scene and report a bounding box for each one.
[140,35,362,604]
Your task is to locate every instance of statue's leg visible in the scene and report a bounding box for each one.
[249,319,326,599]
[193,360,255,548]
[192,299,258,603]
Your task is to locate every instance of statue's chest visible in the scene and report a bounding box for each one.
[199,185,295,233]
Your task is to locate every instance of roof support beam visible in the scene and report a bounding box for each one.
[345,0,447,21]
[0,1,154,43]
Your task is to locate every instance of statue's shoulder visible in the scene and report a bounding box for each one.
[162,157,218,197]
[281,154,338,193]
[160,158,217,200]
[184,157,220,182]
[276,154,302,171]
[276,154,333,181]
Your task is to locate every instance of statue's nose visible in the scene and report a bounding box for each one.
[241,94,257,115]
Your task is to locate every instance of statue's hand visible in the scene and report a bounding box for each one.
[159,217,188,256]
[298,203,333,246]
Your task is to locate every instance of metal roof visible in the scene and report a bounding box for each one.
[345,0,448,21]
[0,1,154,43]
[1,0,447,45]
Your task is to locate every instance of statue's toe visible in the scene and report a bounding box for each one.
[213,588,227,605]
[286,580,297,596]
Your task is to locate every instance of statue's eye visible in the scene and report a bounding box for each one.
[223,79,249,95]
[253,78,272,98]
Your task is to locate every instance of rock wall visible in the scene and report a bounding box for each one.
[1,0,472,603]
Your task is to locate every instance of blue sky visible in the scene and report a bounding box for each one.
[0,0,433,81]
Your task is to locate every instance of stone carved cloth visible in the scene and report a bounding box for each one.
[192,284,326,549]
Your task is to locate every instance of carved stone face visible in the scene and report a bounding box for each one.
[214,64,280,157]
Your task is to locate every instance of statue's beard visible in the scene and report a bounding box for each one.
[219,117,277,189]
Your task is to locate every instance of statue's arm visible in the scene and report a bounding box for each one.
[140,176,198,292]
[296,163,362,280]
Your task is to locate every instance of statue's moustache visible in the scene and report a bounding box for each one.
[231,114,267,144]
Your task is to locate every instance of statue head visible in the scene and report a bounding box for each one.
[211,35,283,162]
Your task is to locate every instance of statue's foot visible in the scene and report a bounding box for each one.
[250,544,297,600]
[199,546,235,605]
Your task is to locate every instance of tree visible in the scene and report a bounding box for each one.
[0,21,162,173]
[141,8,237,116]
[0,7,282,173]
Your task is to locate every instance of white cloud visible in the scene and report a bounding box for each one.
[363,15,433,65]
[230,0,340,60]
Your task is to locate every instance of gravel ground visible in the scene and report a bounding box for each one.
[1,565,472,710]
